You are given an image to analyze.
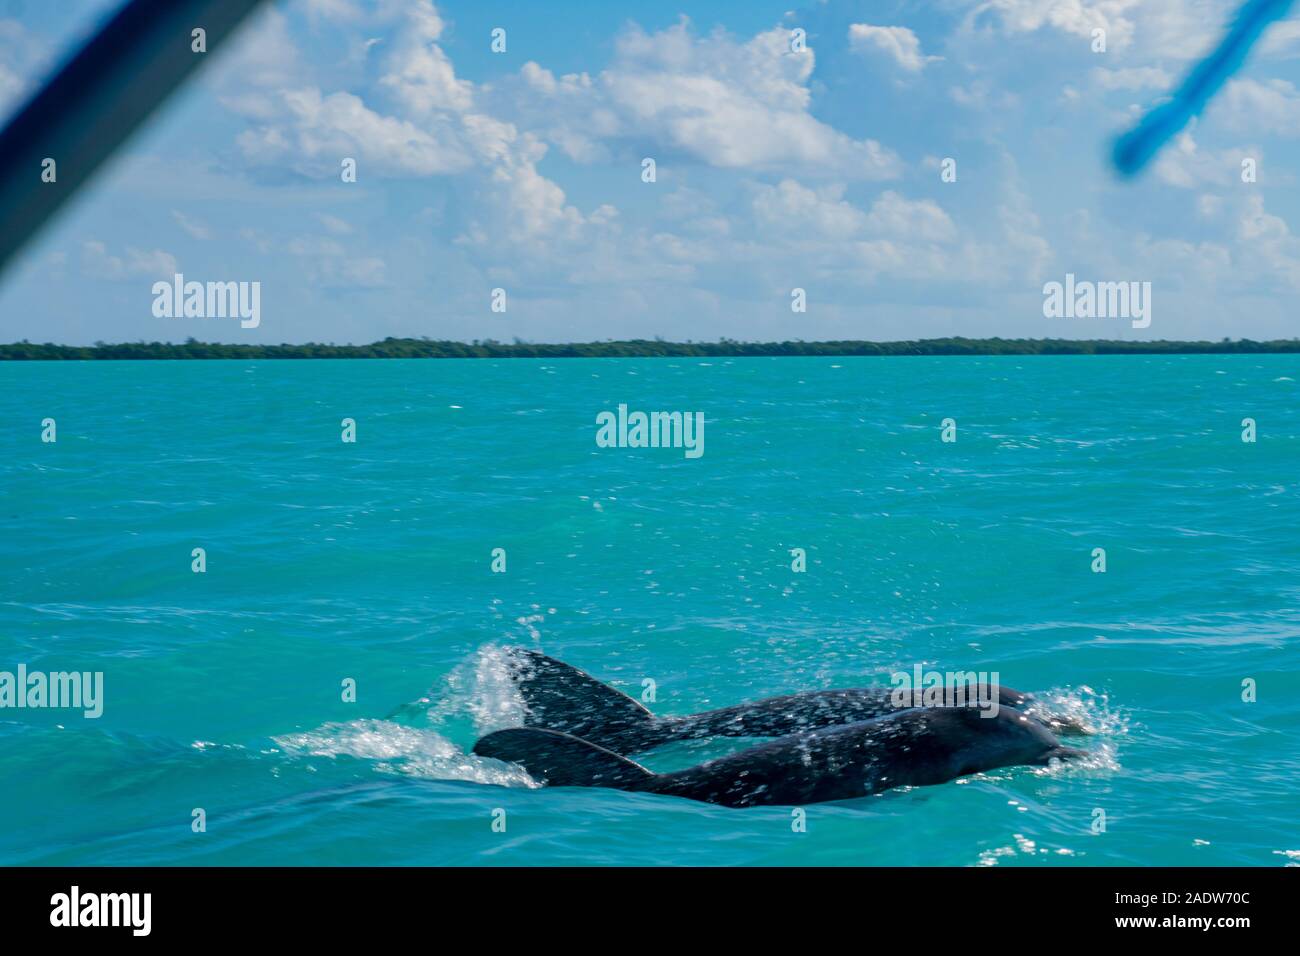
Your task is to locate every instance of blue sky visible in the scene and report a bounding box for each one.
[2,0,1300,344]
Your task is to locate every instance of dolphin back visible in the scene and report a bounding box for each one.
[499,649,1090,757]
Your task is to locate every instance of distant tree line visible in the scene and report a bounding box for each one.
[2,336,1299,360]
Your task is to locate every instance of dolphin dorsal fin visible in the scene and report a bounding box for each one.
[504,648,657,750]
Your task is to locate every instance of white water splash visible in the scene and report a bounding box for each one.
[392,643,532,737]
[466,643,531,735]
[1025,684,1127,774]
[274,718,537,788]
[1026,684,1129,738]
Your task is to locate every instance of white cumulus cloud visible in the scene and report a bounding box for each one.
[848,24,940,72]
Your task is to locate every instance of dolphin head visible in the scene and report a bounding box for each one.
[924,707,1086,778]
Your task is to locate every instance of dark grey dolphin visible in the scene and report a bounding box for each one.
[472,706,1086,808]
[499,647,1086,755]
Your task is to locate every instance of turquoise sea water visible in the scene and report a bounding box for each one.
[1,355,1297,866]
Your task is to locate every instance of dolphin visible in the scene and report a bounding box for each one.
[495,647,1088,755]
[472,706,1087,808]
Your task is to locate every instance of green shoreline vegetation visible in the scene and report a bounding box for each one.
[2,336,1299,360]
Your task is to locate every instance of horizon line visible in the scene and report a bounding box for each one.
[4,335,1300,360]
